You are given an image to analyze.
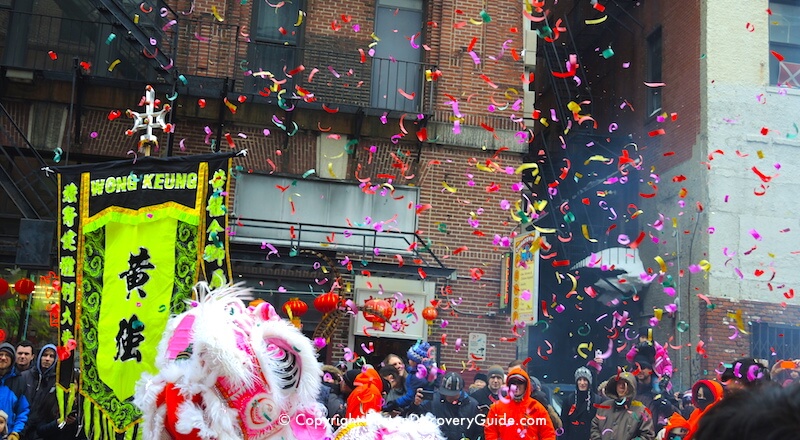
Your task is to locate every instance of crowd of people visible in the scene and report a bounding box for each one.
[315,334,800,440]
[0,341,84,440]
[3,335,800,439]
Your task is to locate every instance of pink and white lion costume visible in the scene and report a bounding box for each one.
[134,284,331,440]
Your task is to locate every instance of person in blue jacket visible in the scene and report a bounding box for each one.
[382,340,437,413]
[0,342,29,440]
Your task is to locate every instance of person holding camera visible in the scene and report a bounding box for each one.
[409,371,482,440]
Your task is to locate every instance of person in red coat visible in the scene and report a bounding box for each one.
[484,366,556,440]
[346,366,384,418]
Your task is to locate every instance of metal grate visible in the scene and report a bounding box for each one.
[751,322,800,364]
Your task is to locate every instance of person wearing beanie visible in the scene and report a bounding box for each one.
[472,364,504,438]
[627,328,674,395]
[21,344,58,440]
[346,366,383,418]
[562,367,601,440]
[590,372,655,440]
[469,373,488,394]
[0,342,29,440]
[383,341,436,413]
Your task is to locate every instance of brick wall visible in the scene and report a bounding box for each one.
[699,296,800,379]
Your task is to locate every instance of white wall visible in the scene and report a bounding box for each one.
[703,0,800,302]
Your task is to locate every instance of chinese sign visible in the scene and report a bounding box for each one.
[511,231,540,323]
[55,152,235,439]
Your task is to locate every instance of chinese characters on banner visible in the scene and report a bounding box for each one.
[54,152,236,439]
[511,231,540,324]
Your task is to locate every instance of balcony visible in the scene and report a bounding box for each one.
[0,7,435,115]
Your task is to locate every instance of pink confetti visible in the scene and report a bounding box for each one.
[749,229,763,241]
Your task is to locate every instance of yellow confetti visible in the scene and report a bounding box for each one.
[514,162,539,175]
[582,224,598,242]
[108,59,121,72]
[585,155,611,164]
[476,163,494,172]
[585,15,608,25]
[567,101,582,113]
[211,5,224,21]
[698,260,711,271]
[539,118,549,127]
[327,163,337,178]
[757,150,764,159]
[654,255,667,274]
[442,181,458,193]
[294,10,305,26]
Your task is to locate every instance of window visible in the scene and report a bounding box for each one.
[646,28,662,116]
[371,0,424,112]
[751,322,800,362]
[769,1,800,87]
[246,0,304,94]
[316,135,349,180]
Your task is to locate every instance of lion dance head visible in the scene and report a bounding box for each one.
[135,284,331,440]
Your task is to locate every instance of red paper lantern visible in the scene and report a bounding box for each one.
[13,277,35,300]
[314,291,341,315]
[283,298,308,328]
[0,278,9,300]
[422,306,438,324]
[363,298,394,330]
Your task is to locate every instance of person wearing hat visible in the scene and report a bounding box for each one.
[382,341,436,413]
[469,372,488,394]
[485,366,556,440]
[590,372,655,440]
[0,342,29,440]
[410,371,482,440]
[471,365,504,438]
[562,367,601,440]
[21,344,58,440]
[627,327,673,394]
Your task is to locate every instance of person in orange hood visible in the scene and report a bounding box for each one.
[657,412,689,440]
[346,366,384,418]
[484,366,556,440]
[683,379,723,440]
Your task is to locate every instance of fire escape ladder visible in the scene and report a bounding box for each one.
[92,0,179,84]
[0,101,57,220]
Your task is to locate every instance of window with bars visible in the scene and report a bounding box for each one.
[751,322,800,364]
[769,0,800,87]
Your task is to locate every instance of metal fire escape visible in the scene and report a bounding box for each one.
[0,0,181,221]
